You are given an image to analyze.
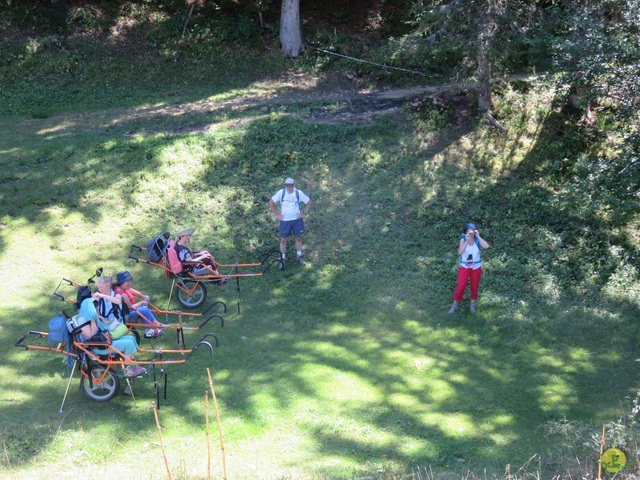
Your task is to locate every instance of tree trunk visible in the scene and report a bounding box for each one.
[476,16,493,112]
[280,0,303,57]
[476,0,498,112]
[476,28,492,111]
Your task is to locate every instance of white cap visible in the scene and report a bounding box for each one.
[285,178,295,185]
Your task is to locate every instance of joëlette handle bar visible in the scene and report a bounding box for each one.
[128,244,145,263]
[54,266,103,299]
[15,330,44,348]
[15,330,79,358]
[53,292,75,303]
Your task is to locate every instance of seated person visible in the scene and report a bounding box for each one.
[93,274,125,333]
[114,271,165,339]
[77,298,146,378]
[175,227,225,282]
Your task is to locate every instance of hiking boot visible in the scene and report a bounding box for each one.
[448,303,458,314]
[297,256,306,266]
[470,301,477,313]
[123,365,146,378]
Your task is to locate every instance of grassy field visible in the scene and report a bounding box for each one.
[2,34,640,479]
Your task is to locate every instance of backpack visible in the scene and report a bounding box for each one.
[74,285,92,310]
[146,232,171,263]
[48,315,69,345]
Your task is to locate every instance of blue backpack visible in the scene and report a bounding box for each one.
[49,315,76,373]
[48,315,69,345]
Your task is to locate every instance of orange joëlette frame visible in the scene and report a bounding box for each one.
[52,277,225,349]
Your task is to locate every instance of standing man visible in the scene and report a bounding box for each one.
[269,177,312,268]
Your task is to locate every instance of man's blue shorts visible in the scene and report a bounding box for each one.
[280,219,305,238]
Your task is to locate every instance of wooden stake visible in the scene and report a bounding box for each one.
[152,401,173,480]
[205,391,211,480]
[597,423,605,480]
[207,368,228,480]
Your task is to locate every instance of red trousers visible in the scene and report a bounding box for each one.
[453,267,483,302]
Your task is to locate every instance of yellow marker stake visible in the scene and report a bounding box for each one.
[207,368,227,480]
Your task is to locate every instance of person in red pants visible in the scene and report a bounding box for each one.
[448,223,490,313]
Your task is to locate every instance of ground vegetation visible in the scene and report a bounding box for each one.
[1,1,639,479]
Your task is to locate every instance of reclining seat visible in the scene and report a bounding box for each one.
[165,239,187,278]
[165,239,220,279]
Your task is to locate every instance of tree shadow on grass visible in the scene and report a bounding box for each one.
[197,110,640,475]
[3,91,640,477]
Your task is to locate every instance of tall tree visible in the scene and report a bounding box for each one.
[280,0,303,57]
[407,0,536,112]
[552,0,640,217]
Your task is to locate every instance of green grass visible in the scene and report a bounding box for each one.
[1,40,640,480]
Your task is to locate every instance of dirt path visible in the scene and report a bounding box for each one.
[21,72,535,137]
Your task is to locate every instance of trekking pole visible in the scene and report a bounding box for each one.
[151,401,173,480]
[207,368,227,480]
[59,359,78,413]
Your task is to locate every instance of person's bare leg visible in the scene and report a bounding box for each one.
[294,236,305,265]
[278,237,288,269]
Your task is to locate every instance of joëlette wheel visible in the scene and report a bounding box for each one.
[176,282,207,309]
[80,365,120,402]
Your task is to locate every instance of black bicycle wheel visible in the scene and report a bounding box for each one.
[80,366,120,402]
[176,282,207,309]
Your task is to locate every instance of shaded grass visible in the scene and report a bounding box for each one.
[0,33,288,118]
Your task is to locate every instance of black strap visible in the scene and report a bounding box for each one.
[99,297,122,321]
[68,320,91,338]
[281,188,300,203]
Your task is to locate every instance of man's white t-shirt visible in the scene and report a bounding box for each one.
[271,188,310,221]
